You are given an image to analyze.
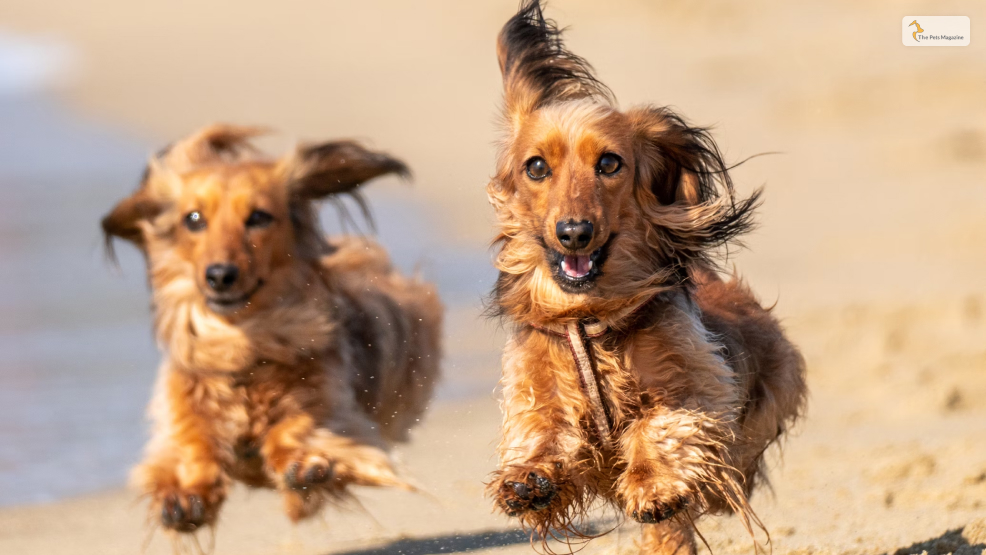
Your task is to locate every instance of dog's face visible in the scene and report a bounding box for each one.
[501,102,637,293]
[489,2,758,318]
[169,164,293,313]
[103,124,407,318]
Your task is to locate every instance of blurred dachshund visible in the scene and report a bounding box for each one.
[485,3,806,553]
[102,125,442,533]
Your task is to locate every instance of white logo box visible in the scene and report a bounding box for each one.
[902,16,971,46]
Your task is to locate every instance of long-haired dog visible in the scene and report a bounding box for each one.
[102,124,442,534]
[485,3,807,553]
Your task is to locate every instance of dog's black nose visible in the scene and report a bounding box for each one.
[555,219,594,251]
[205,264,239,292]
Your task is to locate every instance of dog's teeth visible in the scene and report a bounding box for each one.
[586,260,593,271]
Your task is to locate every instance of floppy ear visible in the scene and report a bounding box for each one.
[283,141,409,201]
[101,178,161,251]
[629,106,731,206]
[629,106,761,260]
[496,0,612,124]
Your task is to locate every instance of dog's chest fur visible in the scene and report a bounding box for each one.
[506,296,739,449]
[149,266,343,471]
[167,357,330,485]
[504,324,637,449]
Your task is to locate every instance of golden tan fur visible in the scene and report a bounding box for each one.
[102,124,442,533]
[485,3,806,553]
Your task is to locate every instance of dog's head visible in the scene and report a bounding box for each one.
[488,1,759,321]
[102,124,407,317]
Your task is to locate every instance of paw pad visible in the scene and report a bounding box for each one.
[161,494,207,532]
[284,459,334,490]
[631,497,688,524]
[501,471,557,515]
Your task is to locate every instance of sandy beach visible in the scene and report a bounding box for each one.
[0,0,983,553]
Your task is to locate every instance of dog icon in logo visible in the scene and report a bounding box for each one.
[909,20,925,42]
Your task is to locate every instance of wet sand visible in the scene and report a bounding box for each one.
[0,0,984,553]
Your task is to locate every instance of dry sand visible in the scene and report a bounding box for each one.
[0,0,984,553]
[2,297,985,555]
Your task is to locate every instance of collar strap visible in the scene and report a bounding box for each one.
[563,321,613,450]
[526,296,655,450]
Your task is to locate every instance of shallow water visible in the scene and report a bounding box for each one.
[0,92,498,506]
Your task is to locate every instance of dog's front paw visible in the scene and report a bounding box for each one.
[502,471,557,515]
[147,481,225,533]
[135,460,226,533]
[273,443,406,494]
[157,491,218,532]
[276,445,407,522]
[619,464,693,524]
[490,462,565,517]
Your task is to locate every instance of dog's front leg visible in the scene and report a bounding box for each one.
[616,403,738,532]
[617,300,747,531]
[488,331,592,530]
[132,370,229,533]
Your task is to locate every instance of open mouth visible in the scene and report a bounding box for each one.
[561,255,594,279]
[545,238,612,293]
[205,280,264,312]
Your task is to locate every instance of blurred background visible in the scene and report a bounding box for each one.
[0,1,983,554]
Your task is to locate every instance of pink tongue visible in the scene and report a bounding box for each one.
[564,255,591,277]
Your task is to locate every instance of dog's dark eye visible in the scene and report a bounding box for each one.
[525,157,551,180]
[597,153,622,176]
[245,210,274,228]
[184,211,206,232]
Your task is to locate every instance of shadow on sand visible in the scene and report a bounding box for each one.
[890,520,986,555]
[327,529,533,555]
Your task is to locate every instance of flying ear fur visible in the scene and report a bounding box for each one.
[497,0,613,122]
[278,141,408,258]
[629,106,761,266]
[283,141,409,201]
